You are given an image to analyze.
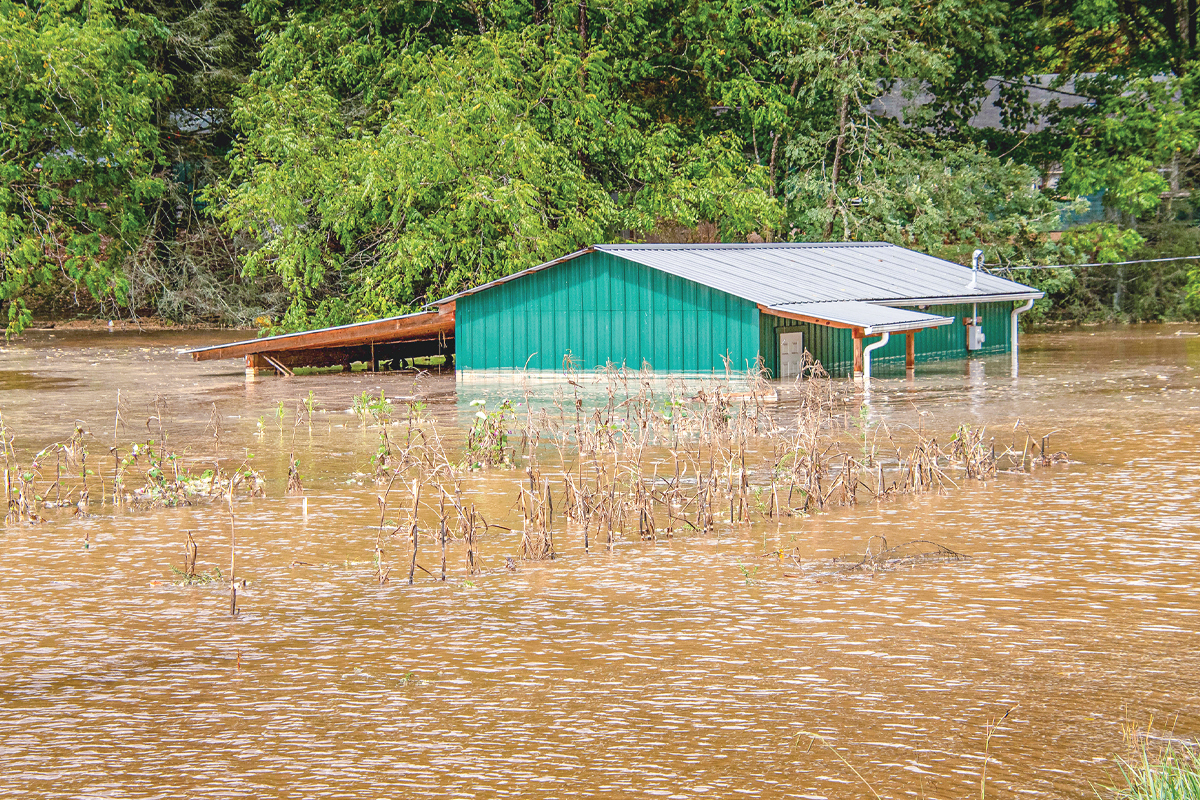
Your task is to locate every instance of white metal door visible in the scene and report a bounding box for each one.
[779,332,804,379]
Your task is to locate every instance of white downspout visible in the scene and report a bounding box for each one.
[862,331,890,387]
[1010,298,1035,377]
[970,250,983,337]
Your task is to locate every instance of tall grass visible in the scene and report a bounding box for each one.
[1114,745,1200,800]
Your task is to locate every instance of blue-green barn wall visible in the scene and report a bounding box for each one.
[759,301,1013,377]
[455,251,763,371]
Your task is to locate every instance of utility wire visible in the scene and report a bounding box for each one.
[988,254,1200,271]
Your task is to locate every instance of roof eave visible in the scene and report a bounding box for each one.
[430,247,595,306]
[863,315,956,335]
[873,291,1044,307]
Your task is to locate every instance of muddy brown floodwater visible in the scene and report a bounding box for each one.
[1,326,1198,800]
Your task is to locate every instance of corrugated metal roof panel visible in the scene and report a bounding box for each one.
[433,242,1043,307]
[766,301,955,334]
[592,243,1040,305]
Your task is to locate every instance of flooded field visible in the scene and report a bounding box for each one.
[1,325,1198,799]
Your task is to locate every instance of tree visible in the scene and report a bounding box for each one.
[1059,70,1200,221]
[212,11,781,330]
[0,0,169,334]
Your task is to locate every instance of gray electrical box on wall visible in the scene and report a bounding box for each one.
[966,317,986,351]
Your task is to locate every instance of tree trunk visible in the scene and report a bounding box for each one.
[576,0,585,61]
[1180,0,1191,51]
[577,0,588,164]
[768,75,801,196]
[824,93,851,239]
[465,0,486,34]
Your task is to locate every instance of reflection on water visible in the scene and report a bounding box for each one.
[1,326,1198,799]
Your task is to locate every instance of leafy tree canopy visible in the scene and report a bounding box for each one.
[2,0,1198,332]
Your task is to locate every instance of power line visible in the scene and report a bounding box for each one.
[988,254,1200,271]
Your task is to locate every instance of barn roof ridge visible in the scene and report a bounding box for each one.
[432,242,1044,308]
[594,241,893,250]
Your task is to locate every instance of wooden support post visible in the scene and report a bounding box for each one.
[245,353,272,378]
[852,328,864,377]
[905,332,915,371]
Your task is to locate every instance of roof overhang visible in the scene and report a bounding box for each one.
[873,291,1043,307]
[761,301,955,334]
[184,309,453,361]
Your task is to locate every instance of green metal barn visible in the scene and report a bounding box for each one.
[435,243,1043,379]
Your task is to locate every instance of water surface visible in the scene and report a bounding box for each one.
[0,326,1198,799]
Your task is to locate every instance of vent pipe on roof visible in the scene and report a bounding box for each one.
[970,249,983,291]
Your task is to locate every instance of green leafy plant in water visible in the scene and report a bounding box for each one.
[464,399,513,469]
[662,397,688,424]
[405,400,428,426]
[303,391,320,419]
[118,440,264,507]
[353,390,392,426]
[750,486,771,515]
[275,401,286,433]
[738,562,760,585]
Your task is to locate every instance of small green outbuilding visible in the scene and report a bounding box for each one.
[435,242,1043,379]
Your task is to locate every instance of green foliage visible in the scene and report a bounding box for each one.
[790,137,1063,265]
[465,399,513,469]
[1059,71,1200,219]
[170,563,223,585]
[0,0,169,334]
[1,0,1198,329]
[1113,744,1200,800]
[210,15,780,330]
[1059,223,1147,266]
[352,390,392,426]
[1028,223,1200,323]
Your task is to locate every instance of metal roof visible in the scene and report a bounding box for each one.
[766,301,955,334]
[434,242,1043,309]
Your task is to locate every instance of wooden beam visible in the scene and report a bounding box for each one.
[757,304,856,329]
[191,310,454,362]
[852,328,864,375]
[905,332,915,369]
[261,354,294,377]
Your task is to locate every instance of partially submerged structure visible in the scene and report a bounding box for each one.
[188,242,1043,379]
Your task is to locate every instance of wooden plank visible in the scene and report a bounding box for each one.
[261,354,294,377]
[852,328,864,375]
[190,311,454,362]
[758,304,856,330]
[905,332,915,369]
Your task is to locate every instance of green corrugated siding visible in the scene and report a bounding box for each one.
[456,251,762,371]
[760,301,1014,377]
